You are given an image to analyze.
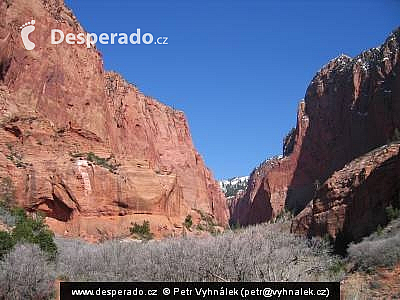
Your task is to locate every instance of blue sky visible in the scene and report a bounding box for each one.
[65,0,399,179]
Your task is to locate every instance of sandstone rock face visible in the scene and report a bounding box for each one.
[0,0,228,240]
[291,143,400,245]
[231,101,309,225]
[231,28,400,226]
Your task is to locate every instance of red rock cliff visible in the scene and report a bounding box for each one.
[0,0,228,240]
[231,28,400,226]
[291,142,400,249]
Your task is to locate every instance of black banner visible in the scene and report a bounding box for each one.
[60,282,340,300]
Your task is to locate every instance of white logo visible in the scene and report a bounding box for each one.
[51,29,168,48]
[20,20,36,50]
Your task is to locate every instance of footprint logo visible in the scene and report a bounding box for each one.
[20,20,36,50]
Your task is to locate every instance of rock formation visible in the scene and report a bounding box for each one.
[0,0,228,240]
[291,142,400,249]
[231,27,400,231]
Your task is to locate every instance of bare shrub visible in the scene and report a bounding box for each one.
[55,222,343,282]
[0,206,15,226]
[55,237,144,281]
[0,243,55,299]
[348,218,400,271]
[0,221,343,299]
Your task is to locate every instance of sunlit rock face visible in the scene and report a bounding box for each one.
[0,0,228,241]
[231,28,400,231]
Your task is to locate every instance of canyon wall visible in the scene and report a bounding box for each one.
[231,28,400,231]
[0,0,228,240]
[292,142,400,249]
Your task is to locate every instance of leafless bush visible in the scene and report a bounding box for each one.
[0,243,55,300]
[348,218,400,271]
[0,206,15,226]
[55,223,343,282]
[0,221,344,299]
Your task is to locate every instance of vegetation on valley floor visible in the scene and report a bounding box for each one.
[0,206,345,298]
[0,175,399,299]
[0,177,57,261]
[348,215,400,272]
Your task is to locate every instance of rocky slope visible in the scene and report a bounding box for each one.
[231,27,400,229]
[0,0,228,241]
[291,142,400,248]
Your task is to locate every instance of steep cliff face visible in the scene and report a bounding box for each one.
[231,27,400,226]
[0,0,228,240]
[292,143,400,250]
[231,101,309,226]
